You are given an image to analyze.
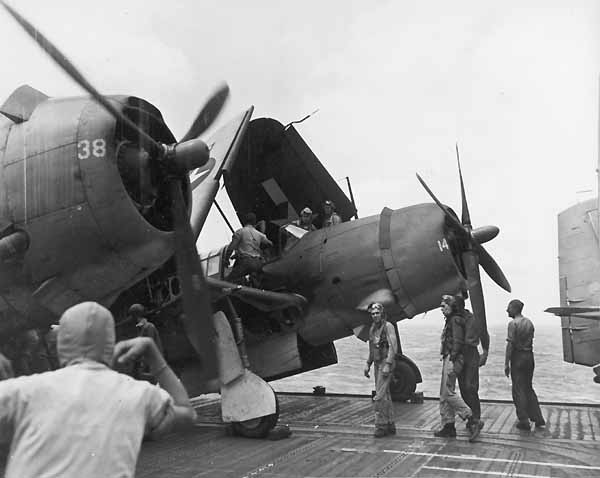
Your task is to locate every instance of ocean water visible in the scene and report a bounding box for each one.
[272,318,600,404]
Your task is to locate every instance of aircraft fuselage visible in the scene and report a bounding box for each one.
[0,91,185,334]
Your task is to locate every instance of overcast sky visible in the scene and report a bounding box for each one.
[1,0,599,325]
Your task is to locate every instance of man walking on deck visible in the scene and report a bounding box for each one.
[505,299,545,430]
[451,294,486,441]
[433,295,472,438]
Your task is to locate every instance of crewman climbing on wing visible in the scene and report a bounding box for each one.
[226,212,273,283]
[322,200,341,228]
[363,302,397,437]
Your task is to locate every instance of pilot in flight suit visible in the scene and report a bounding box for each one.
[363,302,397,437]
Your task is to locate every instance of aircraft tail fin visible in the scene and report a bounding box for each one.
[548,198,600,368]
[189,107,253,239]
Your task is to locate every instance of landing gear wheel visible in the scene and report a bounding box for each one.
[231,395,280,438]
[390,360,417,402]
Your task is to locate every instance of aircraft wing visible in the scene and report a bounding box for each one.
[549,198,600,368]
[189,107,254,239]
[206,276,307,312]
[0,85,48,123]
[224,118,357,244]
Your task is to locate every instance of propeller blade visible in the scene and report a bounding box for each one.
[1,1,160,154]
[473,242,511,292]
[462,250,488,345]
[415,173,464,231]
[417,172,511,292]
[455,143,471,228]
[180,82,230,142]
[170,180,219,380]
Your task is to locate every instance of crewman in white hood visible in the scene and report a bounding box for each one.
[0,301,196,478]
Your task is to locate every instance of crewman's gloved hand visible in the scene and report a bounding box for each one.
[382,363,391,377]
[363,364,371,378]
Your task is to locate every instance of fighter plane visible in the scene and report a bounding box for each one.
[544,195,600,383]
[0,2,512,438]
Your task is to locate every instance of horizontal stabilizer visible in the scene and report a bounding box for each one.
[545,306,600,320]
[0,85,48,122]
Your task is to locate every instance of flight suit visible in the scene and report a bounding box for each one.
[322,212,341,228]
[452,310,488,426]
[366,321,397,434]
[439,317,471,428]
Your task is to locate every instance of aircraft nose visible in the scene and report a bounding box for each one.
[383,205,466,316]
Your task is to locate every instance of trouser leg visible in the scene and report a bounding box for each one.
[440,356,471,425]
[521,352,544,423]
[511,352,530,423]
[227,258,251,282]
[374,361,395,427]
[229,256,264,284]
[458,347,480,422]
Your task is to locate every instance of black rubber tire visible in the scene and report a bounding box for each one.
[231,394,280,438]
[390,360,417,402]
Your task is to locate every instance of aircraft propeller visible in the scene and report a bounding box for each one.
[416,145,511,339]
[1,1,221,381]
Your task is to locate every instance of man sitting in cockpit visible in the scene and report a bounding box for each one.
[295,207,317,232]
[280,207,316,252]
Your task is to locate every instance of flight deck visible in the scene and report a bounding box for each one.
[136,392,600,478]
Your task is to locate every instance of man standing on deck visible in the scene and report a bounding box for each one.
[433,295,472,438]
[452,294,486,442]
[131,304,163,356]
[505,299,545,430]
[363,302,397,437]
[130,303,164,381]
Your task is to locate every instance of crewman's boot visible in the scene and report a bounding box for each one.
[516,420,531,431]
[469,420,484,442]
[387,423,397,435]
[534,419,546,429]
[434,423,457,438]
